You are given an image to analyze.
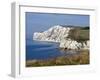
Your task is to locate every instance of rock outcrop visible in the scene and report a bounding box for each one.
[33,25,89,50]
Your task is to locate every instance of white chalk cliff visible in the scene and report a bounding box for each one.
[33,25,89,50]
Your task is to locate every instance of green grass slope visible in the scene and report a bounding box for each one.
[68,27,89,42]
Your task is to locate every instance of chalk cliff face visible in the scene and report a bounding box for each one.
[33,25,89,50]
[33,25,72,42]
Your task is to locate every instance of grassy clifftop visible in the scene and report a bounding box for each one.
[68,27,89,42]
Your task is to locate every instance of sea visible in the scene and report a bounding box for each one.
[26,39,77,60]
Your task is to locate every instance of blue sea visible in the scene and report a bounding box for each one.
[26,39,77,60]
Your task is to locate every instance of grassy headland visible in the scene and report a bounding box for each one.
[68,27,89,42]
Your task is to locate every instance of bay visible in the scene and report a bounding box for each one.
[26,39,78,60]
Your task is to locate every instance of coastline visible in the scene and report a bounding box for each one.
[27,26,90,67]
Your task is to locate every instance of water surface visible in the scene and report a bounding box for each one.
[26,39,78,60]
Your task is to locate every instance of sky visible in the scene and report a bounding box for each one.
[26,12,89,40]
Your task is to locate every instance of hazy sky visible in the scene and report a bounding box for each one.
[26,12,89,39]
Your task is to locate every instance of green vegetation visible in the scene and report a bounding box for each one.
[68,27,89,42]
[26,50,89,67]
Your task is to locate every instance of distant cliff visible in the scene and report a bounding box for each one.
[33,25,89,50]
